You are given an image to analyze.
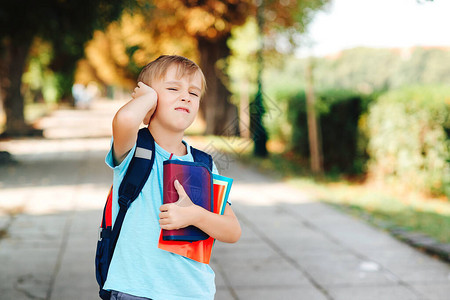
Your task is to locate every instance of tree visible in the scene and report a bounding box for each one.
[227,19,260,139]
[251,1,268,157]
[0,0,131,136]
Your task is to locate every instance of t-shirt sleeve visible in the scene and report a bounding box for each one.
[211,160,219,175]
[105,138,136,176]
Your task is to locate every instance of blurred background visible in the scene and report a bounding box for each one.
[0,0,449,264]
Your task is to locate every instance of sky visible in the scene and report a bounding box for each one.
[296,0,450,57]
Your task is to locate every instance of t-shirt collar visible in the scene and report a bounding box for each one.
[155,140,191,160]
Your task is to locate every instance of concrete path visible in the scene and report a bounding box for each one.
[0,99,449,300]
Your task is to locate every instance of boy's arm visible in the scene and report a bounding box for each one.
[159,180,241,243]
[193,203,241,243]
[112,82,157,164]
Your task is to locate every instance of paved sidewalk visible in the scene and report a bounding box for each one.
[0,99,449,300]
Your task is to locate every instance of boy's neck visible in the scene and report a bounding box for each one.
[148,123,187,156]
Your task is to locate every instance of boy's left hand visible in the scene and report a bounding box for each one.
[159,180,200,230]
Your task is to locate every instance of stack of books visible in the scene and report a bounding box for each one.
[158,160,233,264]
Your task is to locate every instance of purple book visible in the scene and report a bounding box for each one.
[162,160,213,241]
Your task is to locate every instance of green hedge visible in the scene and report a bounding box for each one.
[287,90,373,174]
[366,85,450,197]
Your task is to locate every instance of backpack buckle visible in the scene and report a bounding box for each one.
[118,196,131,208]
[98,227,103,241]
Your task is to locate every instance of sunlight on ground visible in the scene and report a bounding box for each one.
[1,138,111,157]
[0,184,109,216]
[231,182,315,207]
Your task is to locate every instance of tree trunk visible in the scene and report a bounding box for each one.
[305,59,323,173]
[1,37,37,136]
[197,36,238,136]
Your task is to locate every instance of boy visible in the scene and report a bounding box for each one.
[105,55,241,300]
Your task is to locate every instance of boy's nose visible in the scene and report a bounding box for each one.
[181,92,191,102]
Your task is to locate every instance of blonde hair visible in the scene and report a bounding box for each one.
[137,55,206,96]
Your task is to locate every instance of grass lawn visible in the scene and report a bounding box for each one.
[203,135,450,244]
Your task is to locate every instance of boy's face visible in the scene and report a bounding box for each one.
[150,64,202,133]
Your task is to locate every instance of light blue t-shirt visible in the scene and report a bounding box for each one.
[104,138,219,300]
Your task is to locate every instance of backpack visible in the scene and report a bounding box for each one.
[95,127,212,300]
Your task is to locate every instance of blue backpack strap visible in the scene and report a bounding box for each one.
[118,128,155,208]
[191,146,213,171]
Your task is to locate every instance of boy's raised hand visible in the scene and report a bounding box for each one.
[159,180,199,230]
[132,81,157,125]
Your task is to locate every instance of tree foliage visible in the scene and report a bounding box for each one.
[76,12,198,89]
[263,46,450,99]
[78,0,329,135]
[366,85,450,197]
[0,0,132,135]
[0,0,328,136]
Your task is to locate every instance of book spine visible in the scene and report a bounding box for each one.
[163,162,177,204]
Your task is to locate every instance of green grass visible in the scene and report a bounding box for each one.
[203,136,450,244]
[343,204,450,243]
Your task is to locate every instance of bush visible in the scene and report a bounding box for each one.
[366,85,450,197]
[288,90,373,174]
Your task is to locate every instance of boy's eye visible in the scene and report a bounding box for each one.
[167,88,178,91]
[190,92,199,97]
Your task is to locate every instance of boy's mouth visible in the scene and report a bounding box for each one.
[175,107,190,113]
